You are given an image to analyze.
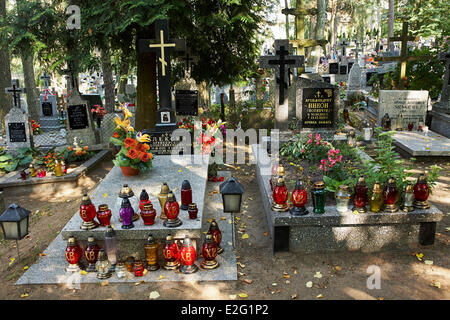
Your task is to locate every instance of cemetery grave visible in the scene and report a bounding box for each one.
[0,0,449,305]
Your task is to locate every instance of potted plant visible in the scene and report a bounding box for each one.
[110,106,153,176]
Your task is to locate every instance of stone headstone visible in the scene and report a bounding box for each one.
[348,63,362,90]
[65,92,99,147]
[80,94,103,111]
[5,107,33,151]
[125,84,136,95]
[378,90,429,127]
[295,78,339,138]
[39,92,61,131]
[329,62,339,74]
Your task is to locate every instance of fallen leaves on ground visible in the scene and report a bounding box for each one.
[149,291,160,299]
[238,272,247,277]
[9,258,15,266]
[158,275,165,280]
[237,262,246,268]
[335,266,342,271]
[241,234,249,240]
[264,232,268,236]
[415,253,424,261]
[39,253,47,257]
[316,294,324,299]
[208,190,219,196]
[242,279,253,284]
[314,271,323,279]
[20,293,29,298]
[101,280,109,286]
[238,293,248,298]
[135,280,145,286]
[80,270,88,275]
[424,260,434,265]
[229,294,237,299]
[283,272,291,279]
[431,281,441,289]
[306,281,313,288]
[220,216,227,220]
[291,293,298,299]
[23,266,29,270]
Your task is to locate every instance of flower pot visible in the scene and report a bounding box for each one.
[120,166,140,176]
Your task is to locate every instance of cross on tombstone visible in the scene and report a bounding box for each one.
[40,72,51,89]
[138,19,185,112]
[281,2,328,74]
[375,22,426,89]
[354,40,360,60]
[63,62,77,93]
[438,48,450,103]
[182,52,197,75]
[339,39,349,57]
[259,40,304,104]
[5,79,23,109]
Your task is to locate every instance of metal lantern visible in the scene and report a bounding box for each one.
[219,177,245,213]
[104,225,118,272]
[0,204,31,241]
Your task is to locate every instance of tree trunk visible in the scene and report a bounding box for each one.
[306,16,316,63]
[330,0,336,48]
[21,46,39,121]
[0,0,12,117]
[388,0,395,51]
[100,43,115,113]
[284,0,290,39]
[198,81,210,112]
[118,57,130,96]
[135,25,157,131]
[308,0,326,68]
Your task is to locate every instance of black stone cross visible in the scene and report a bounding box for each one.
[339,38,349,57]
[138,19,185,111]
[40,72,51,89]
[183,52,195,74]
[259,40,304,104]
[438,48,450,102]
[5,79,23,109]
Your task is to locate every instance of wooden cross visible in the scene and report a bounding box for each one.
[40,72,51,89]
[5,79,23,109]
[281,1,328,74]
[138,19,185,110]
[259,40,304,104]
[375,22,425,89]
[438,48,450,103]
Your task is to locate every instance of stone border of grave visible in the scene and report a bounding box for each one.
[251,143,443,254]
[0,149,111,189]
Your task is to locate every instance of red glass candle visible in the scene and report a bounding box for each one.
[384,177,399,212]
[84,236,100,272]
[65,237,83,272]
[141,203,157,225]
[201,233,219,269]
[133,260,145,277]
[208,219,223,254]
[96,204,112,226]
[163,234,180,270]
[180,235,198,274]
[413,173,430,209]
[290,179,308,216]
[272,177,289,212]
[408,122,414,131]
[20,170,27,180]
[188,203,198,219]
[79,194,99,230]
[180,180,192,210]
[139,189,152,212]
[353,176,368,213]
[163,192,182,227]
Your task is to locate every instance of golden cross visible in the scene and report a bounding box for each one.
[149,30,175,77]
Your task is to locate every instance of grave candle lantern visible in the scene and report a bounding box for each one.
[353,176,368,213]
[133,258,145,277]
[180,235,198,274]
[140,203,157,225]
[104,225,118,272]
[413,173,430,209]
[158,182,170,220]
[20,170,27,180]
[29,164,37,177]
[115,263,127,279]
[84,236,100,272]
[61,161,67,174]
[208,219,223,254]
[369,182,384,213]
[144,234,160,271]
[65,236,83,272]
[403,183,415,212]
[418,117,424,131]
[79,194,99,230]
[343,107,350,124]
[408,121,414,131]
[163,192,182,227]
[188,203,198,219]
[272,177,289,212]
[96,204,112,226]
[163,234,180,270]
[395,113,404,131]
[95,249,111,279]
[118,184,139,222]
[138,189,152,212]
[347,130,356,148]
[381,113,391,131]
[125,256,135,272]
[335,185,351,214]
[54,160,63,177]
[270,163,285,191]
[384,177,399,212]
[201,232,219,270]
[290,179,308,216]
[363,121,372,142]
[311,181,326,214]
[120,198,135,229]
[180,180,192,210]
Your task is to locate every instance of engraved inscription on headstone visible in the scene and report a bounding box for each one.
[175,90,198,116]
[329,63,339,74]
[67,104,89,130]
[42,102,53,117]
[339,65,347,75]
[147,131,191,155]
[302,88,334,128]
[8,122,27,142]
[378,90,429,125]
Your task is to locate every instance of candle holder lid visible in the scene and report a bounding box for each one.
[119,184,134,198]
[387,177,396,185]
[105,225,116,237]
[147,234,156,244]
[314,181,325,189]
[87,235,95,244]
[417,173,427,184]
[143,203,153,210]
[98,204,109,211]
[209,219,218,228]
[294,179,305,190]
[188,203,197,209]
[166,234,174,241]
[276,164,285,177]
[167,191,175,201]
[205,232,214,243]
[357,176,366,185]
[405,183,413,192]
[159,182,170,195]
[181,180,191,190]
[276,177,286,186]
[67,236,76,245]
[139,189,149,201]
[372,182,382,193]
[81,194,91,203]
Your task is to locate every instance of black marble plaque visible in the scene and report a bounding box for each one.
[146,130,192,155]
[8,122,27,142]
[41,102,53,117]
[348,62,354,72]
[175,90,198,116]
[322,76,331,84]
[302,88,334,128]
[68,104,89,130]
[329,63,339,74]
[339,65,347,75]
